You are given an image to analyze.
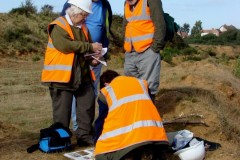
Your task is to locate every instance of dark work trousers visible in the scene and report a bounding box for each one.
[49,83,95,140]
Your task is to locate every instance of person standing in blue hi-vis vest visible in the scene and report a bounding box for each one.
[61,0,113,132]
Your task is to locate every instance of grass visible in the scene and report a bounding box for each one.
[233,56,240,78]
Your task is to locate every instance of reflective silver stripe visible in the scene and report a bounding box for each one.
[43,65,72,71]
[98,120,163,141]
[56,17,67,27]
[133,33,154,42]
[47,42,54,48]
[125,33,154,43]
[125,37,131,42]
[105,85,117,103]
[47,17,67,48]
[106,79,150,112]
[138,79,149,96]
[109,94,149,112]
[127,15,151,21]
[142,0,148,14]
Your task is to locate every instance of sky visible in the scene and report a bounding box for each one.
[0,0,239,29]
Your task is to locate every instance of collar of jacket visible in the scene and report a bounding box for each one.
[65,14,82,29]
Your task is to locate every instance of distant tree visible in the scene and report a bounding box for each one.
[191,20,202,36]
[220,29,238,42]
[21,0,37,15]
[40,5,54,16]
[9,8,26,15]
[180,23,190,34]
[9,0,37,16]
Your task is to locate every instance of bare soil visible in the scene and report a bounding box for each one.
[0,45,240,160]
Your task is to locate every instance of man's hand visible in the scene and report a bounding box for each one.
[92,42,103,53]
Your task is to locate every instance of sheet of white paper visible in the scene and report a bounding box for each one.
[64,147,94,160]
[101,48,108,56]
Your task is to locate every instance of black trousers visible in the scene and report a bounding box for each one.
[49,83,95,140]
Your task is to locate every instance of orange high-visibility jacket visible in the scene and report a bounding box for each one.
[95,76,168,155]
[124,0,155,53]
[41,17,89,83]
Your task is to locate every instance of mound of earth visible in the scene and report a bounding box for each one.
[155,47,240,159]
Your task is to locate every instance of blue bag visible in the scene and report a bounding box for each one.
[27,123,72,153]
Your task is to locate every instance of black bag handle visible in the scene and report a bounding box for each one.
[27,143,39,153]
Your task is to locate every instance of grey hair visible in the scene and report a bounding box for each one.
[66,4,83,17]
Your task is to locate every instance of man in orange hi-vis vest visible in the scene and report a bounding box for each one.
[123,0,166,103]
[94,70,169,160]
[41,0,103,147]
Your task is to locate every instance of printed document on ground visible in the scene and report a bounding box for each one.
[64,147,94,160]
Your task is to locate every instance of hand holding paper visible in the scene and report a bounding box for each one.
[85,48,108,66]
[84,48,108,57]
[92,42,103,54]
[92,56,107,66]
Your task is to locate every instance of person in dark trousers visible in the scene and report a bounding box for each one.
[41,0,103,147]
[61,0,114,132]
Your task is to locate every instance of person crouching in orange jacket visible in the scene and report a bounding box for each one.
[94,70,169,160]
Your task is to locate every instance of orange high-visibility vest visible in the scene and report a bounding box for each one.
[124,0,155,53]
[95,76,168,155]
[41,17,89,83]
